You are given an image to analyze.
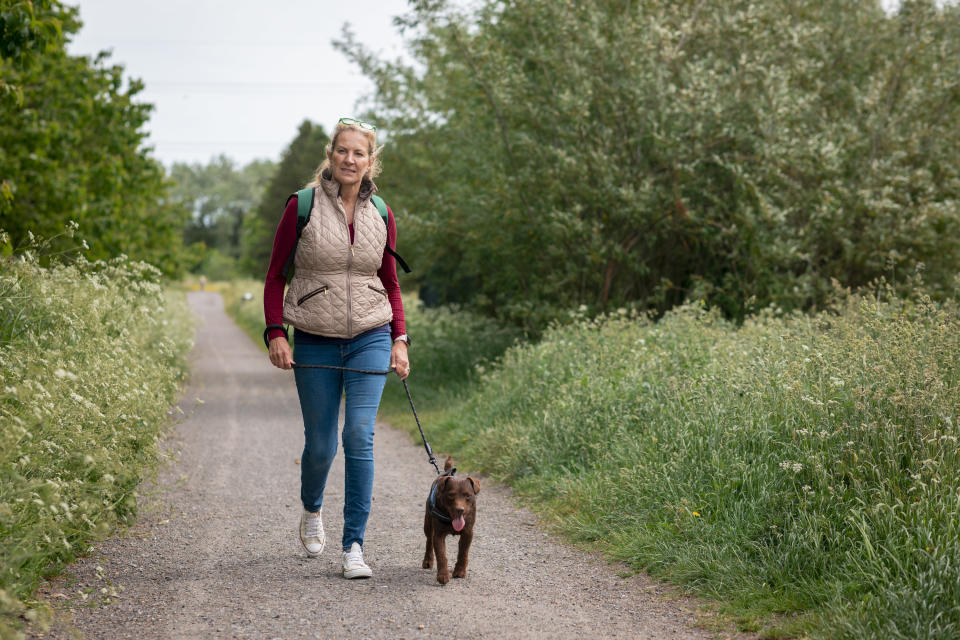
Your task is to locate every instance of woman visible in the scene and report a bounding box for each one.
[263,117,410,579]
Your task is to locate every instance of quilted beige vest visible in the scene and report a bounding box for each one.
[282,175,392,338]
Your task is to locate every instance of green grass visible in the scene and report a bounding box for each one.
[221,279,960,639]
[413,293,960,639]
[0,252,194,637]
[217,278,269,351]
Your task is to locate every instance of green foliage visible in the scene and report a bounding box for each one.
[0,0,188,275]
[405,287,960,638]
[169,155,276,278]
[380,293,524,413]
[218,278,270,350]
[0,0,66,69]
[241,120,330,276]
[0,234,193,636]
[341,0,960,330]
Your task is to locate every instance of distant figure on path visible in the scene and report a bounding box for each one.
[199,275,206,291]
[262,118,410,579]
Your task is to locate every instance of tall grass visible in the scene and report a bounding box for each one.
[379,297,524,412]
[0,243,193,636]
[409,292,960,639]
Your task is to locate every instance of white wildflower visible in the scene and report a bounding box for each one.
[779,461,804,473]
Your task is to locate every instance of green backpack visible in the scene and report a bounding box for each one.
[280,187,411,281]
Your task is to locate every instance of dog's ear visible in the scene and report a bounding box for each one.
[468,476,480,494]
[436,476,450,491]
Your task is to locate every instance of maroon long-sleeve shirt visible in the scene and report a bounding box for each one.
[263,196,406,342]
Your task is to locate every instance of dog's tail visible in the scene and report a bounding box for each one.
[443,455,454,473]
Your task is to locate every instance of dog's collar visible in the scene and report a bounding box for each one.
[428,470,456,524]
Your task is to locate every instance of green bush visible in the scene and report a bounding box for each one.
[1,1,189,275]
[0,243,193,635]
[345,0,960,328]
[415,289,960,639]
[381,295,524,411]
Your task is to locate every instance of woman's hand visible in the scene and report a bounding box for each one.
[269,336,294,370]
[391,340,410,380]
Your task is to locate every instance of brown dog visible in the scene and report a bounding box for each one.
[422,456,480,585]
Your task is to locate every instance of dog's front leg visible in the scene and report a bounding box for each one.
[433,531,450,585]
[422,512,435,569]
[453,531,472,579]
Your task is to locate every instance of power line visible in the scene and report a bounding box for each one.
[71,39,337,48]
[146,81,366,88]
[152,141,283,147]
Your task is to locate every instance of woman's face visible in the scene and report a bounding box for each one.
[329,130,372,187]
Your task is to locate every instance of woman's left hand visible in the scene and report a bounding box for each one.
[391,341,410,379]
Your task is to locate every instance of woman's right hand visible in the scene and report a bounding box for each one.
[268,336,294,370]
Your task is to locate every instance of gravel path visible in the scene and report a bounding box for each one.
[41,291,728,640]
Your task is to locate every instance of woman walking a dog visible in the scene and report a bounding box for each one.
[263,117,410,579]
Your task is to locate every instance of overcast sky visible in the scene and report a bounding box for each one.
[67,0,412,168]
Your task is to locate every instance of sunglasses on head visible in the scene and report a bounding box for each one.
[338,117,377,132]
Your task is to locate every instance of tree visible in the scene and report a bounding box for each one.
[339,0,960,329]
[241,120,330,276]
[0,0,188,274]
[168,155,275,276]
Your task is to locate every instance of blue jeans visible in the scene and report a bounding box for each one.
[293,328,391,550]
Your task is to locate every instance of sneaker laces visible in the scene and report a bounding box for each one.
[304,512,321,538]
[345,546,364,566]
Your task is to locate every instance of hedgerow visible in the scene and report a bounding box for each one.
[0,232,193,636]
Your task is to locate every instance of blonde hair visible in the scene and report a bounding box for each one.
[306,120,383,188]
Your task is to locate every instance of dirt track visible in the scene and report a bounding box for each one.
[42,291,727,639]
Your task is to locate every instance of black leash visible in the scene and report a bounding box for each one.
[291,363,442,475]
[400,377,442,475]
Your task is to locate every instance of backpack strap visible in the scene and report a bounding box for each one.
[370,195,412,273]
[281,187,315,281]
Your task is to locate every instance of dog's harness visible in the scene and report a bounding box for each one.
[427,467,457,524]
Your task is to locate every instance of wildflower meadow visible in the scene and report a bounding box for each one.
[0,235,193,635]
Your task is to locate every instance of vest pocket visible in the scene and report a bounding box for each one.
[367,284,387,297]
[297,285,328,306]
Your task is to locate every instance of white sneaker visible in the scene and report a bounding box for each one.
[299,509,324,557]
[342,542,372,579]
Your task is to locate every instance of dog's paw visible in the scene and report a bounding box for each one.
[452,566,467,579]
[437,571,450,585]
[422,558,433,569]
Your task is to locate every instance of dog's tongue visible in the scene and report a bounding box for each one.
[452,515,465,532]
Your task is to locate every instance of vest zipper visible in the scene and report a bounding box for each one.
[346,246,354,336]
[346,224,355,338]
[336,194,356,337]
